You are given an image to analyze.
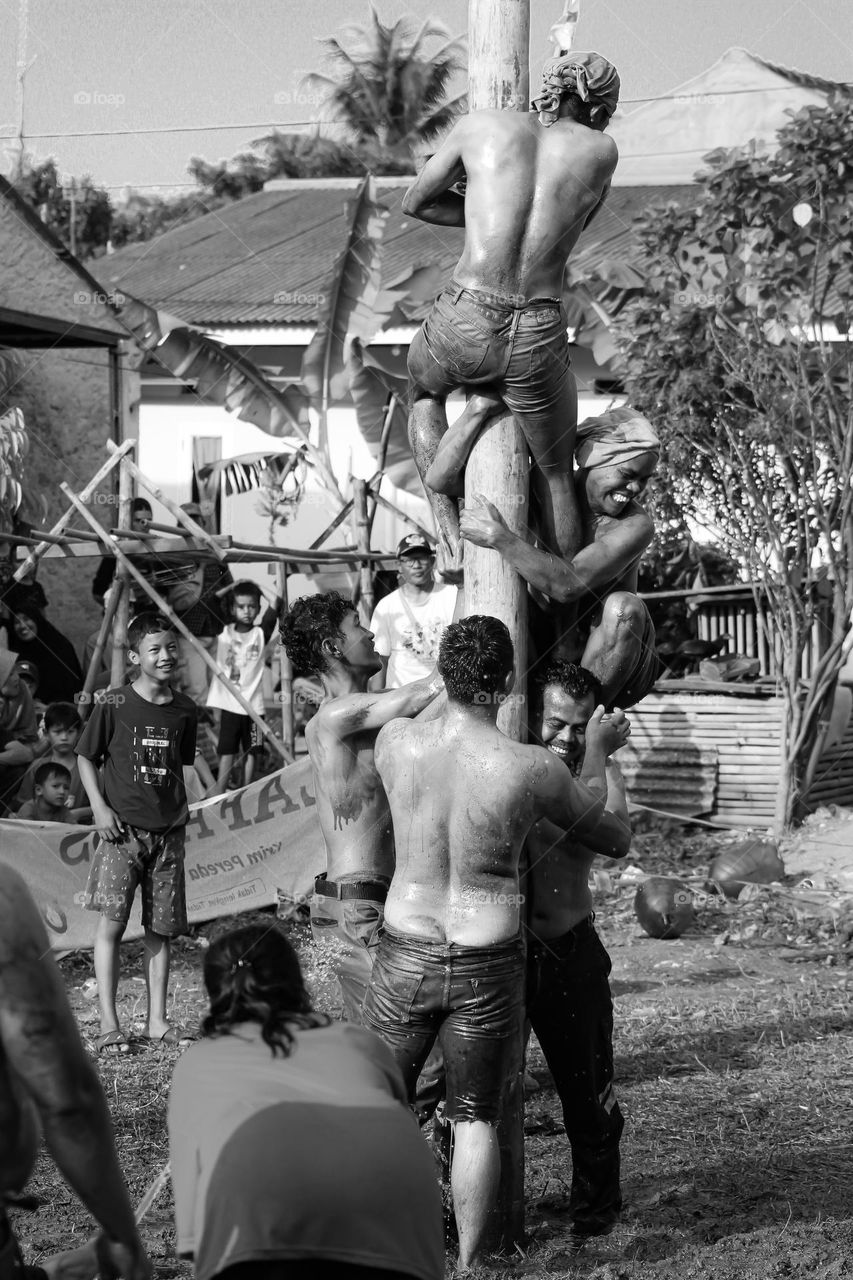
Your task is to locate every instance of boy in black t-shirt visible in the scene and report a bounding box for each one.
[76,612,198,1055]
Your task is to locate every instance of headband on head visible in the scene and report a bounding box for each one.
[575,407,660,471]
[531,51,620,126]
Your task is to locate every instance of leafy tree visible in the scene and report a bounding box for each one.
[13,157,112,260]
[304,7,466,163]
[618,98,853,829]
[110,189,228,248]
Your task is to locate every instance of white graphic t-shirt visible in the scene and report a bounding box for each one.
[207,624,267,714]
[370,585,458,687]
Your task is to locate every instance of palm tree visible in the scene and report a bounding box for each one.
[304,7,467,165]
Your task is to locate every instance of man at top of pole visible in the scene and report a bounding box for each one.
[403,51,620,579]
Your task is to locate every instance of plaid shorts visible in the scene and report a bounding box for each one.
[84,825,188,936]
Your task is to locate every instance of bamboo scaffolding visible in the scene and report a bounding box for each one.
[61,483,291,764]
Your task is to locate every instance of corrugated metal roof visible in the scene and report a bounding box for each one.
[99,182,684,329]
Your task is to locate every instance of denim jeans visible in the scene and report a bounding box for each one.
[363,926,525,1124]
[408,280,575,474]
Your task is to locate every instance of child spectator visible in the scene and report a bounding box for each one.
[15,760,73,822]
[76,611,198,1056]
[205,581,277,794]
[14,701,91,821]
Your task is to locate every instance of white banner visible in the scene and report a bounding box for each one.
[0,758,324,951]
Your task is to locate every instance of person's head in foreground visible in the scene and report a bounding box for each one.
[280,591,379,679]
[127,611,179,682]
[532,50,620,130]
[32,760,72,813]
[438,614,514,706]
[395,532,436,591]
[534,660,602,776]
[201,919,329,1056]
[575,406,660,519]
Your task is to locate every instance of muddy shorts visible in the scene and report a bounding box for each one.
[408,281,574,470]
[363,926,525,1125]
[84,825,188,936]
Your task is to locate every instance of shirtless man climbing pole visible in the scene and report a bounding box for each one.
[404,52,620,575]
[362,615,630,1269]
[279,592,442,1023]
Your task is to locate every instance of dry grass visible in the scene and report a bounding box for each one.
[12,818,853,1280]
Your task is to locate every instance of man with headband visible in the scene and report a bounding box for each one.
[404,52,620,579]
[458,406,663,709]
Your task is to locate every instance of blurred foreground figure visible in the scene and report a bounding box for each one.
[168,919,443,1280]
[0,864,149,1280]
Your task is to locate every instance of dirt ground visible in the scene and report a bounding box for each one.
[11,809,853,1280]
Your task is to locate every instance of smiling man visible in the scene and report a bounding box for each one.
[279,593,442,1022]
[458,407,662,709]
[523,660,631,1240]
[369,534,458,689]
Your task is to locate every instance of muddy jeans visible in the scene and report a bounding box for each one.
[363,927,525,1124]
[526,918,624,1230]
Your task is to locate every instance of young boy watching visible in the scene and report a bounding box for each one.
[205,580,277,794]
[76,611,198,1056]
[14,700,91,820]
[15,760,73,821]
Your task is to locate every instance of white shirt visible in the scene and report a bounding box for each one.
[206,624,267,714]
[370,584,457,687]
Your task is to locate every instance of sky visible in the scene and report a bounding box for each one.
[0,0,850,196]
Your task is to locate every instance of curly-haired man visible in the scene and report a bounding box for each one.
[279,593,442,1023]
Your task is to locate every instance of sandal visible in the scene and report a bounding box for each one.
[97,1029,131,1056]
[139,1026,197,1048]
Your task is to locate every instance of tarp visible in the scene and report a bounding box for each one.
[0,758,323,951]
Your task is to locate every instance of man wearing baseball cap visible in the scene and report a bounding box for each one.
[369,535,458,688]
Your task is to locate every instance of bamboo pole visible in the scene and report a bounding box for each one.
[79,573,124,718]
[111,454,134,686]
[466,0,530,1252]
[61,484,292,764]
[12,438,134,581]
[353,479,374,622]
[105,441,227,561]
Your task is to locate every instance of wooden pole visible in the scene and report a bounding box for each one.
[464,0,530,743]
[466,0,530,1251]
[61,485,292,764]
[80,572,124,717]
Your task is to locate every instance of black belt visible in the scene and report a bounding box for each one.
[314,874,388,903]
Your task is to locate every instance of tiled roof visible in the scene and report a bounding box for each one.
[99,180,687,329]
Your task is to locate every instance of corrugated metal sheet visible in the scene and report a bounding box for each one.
[99,182,685,329]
